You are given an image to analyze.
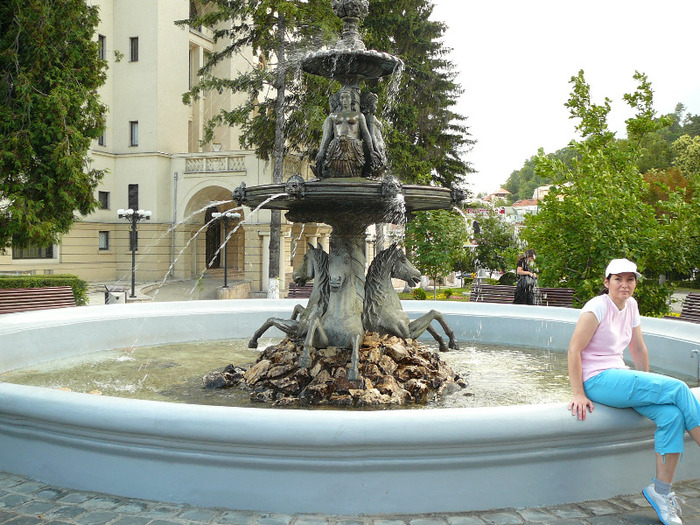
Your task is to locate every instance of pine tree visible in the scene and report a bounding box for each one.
[0,0,107,249]
[363,0,474,187]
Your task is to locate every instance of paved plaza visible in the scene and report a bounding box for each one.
[2,471,700,524]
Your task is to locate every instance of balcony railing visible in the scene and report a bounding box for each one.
[185,155,246,174]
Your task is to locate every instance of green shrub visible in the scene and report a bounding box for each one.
[0,274,89,306]
[499,272,517,285]
[412,288,427,300]
[443,288,453,298]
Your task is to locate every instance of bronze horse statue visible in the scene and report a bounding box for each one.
[301,240,364,381]
[362,244,459,352]
[248,244,329,348]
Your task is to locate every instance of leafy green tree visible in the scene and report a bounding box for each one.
[522,70,679,315]
[0,0,107,250]
[504,148,577,202]
[471,209,517,274]
[404,209,467,299]
[672,134,700,182]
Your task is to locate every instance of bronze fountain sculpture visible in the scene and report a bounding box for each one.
[231,0,465,403]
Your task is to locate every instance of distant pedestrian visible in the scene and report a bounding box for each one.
[513,249,537,305]
[568,258,700,525]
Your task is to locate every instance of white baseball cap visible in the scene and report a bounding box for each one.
[605,258,641,279]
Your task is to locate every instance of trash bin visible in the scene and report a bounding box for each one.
[104,285,126,304]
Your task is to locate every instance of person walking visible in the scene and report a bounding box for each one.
[568,258,700,525]
[513,249,537,304]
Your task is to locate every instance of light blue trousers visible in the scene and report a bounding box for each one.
[584,369,700,455]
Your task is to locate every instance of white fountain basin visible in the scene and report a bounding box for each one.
[1,300,699,515]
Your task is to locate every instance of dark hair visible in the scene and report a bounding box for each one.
[517,249,536,263]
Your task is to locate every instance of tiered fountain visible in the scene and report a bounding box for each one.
[230,0,463,402]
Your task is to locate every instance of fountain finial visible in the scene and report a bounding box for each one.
[332,0,369,51]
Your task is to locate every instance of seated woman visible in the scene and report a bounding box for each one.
[569,258,700,525]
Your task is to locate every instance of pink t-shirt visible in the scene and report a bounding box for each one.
[580,294,641,382]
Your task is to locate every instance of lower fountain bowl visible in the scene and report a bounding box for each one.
[1,300,698,515]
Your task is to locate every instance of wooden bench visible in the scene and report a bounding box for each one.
[470,284,575,308]
[536,287,575,308]
[287,282,314,299]
[0,286,77,314]
[469,284,515,304]
[667,292,700,324]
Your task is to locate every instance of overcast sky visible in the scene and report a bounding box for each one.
[430,0,700,196]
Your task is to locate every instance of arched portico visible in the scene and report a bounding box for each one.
[174,185,245,282]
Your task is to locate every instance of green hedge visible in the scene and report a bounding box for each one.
[0,275,88,306]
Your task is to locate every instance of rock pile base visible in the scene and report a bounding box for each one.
[203,333,467,407]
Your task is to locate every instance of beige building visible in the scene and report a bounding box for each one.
[0,0,332,296]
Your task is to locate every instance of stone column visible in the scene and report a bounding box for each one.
[259,231,270,293]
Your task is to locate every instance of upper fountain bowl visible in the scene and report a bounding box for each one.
[301,49,403,83]
[234,177,462,231]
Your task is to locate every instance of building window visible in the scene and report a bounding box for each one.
[98,191,110,210]
[12,243,55,260]
[97,128,106,146]
[99,231,110,251]
[129,121,138,146]
[128,184,139,210]
[129,37,139,62]
[98,34,106,60]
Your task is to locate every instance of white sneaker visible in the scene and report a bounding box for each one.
[643,483,684,525]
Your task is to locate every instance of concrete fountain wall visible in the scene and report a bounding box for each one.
[1,300,699,515]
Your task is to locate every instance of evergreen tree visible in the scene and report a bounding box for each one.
[363,0,474,187]
[0,0,107,250]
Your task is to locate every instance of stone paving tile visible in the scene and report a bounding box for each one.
[43,505,86,521]
[578,500,625,516]
[478,512,524,525]
[139,504,183,519]
[9,481,46,495]
[81,496,122,511]
[110,516,152,525]
[74,510,121,525]
[15,500,56,516]
[292,516,330,525]
[405,518,447,525]
[218,510,266,524]
[548,505,590,520]
[334,518,371,525]
[112,500,148,514]
[56,493,92,505]
[3,516,44,524]
[514,507,559,522]
[257,514,294,525]
[177,507,221,522]
[373,519,409,525]
[445,516,487,525]
[0,493,32,509]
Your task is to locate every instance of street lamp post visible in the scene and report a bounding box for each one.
[117,208,152,299]
[211,211,241,288]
